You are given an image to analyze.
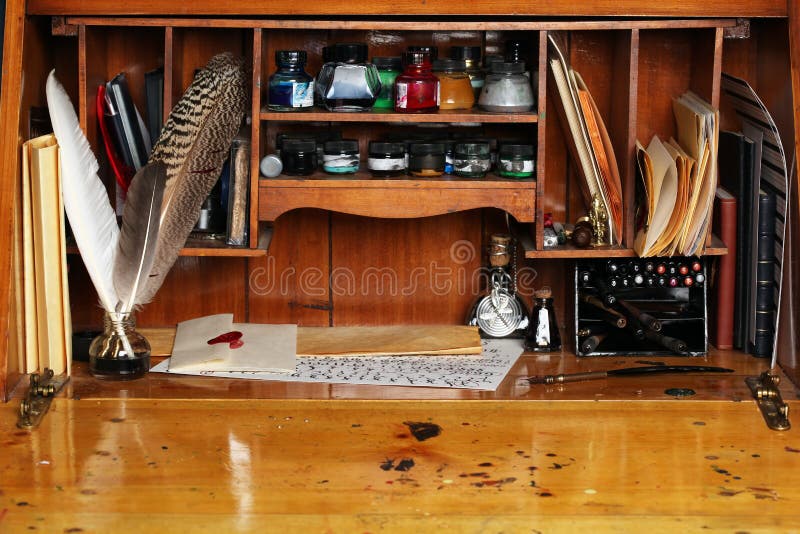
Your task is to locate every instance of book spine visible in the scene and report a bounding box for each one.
[751,191,776,357]
[711,189,736,349]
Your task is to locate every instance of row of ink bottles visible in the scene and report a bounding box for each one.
[579,258,706,290]
[273,138,534,179]
[268,42,535,113]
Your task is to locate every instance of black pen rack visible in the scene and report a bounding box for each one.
[574,258,708,356]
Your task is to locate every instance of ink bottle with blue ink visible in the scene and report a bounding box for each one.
[268,50,314,111]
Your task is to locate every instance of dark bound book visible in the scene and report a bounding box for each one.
[106,72,148,170]
[751,190,776,357]
[144,67,164,146]
[718,131,756,349]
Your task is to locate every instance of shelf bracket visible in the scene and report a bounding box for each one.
[745,371,790,431]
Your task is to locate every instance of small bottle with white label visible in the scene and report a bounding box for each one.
[268,50,315,112]
[524,287,561,352]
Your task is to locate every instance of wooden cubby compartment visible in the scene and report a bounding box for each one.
[75,21,265,257]
[256,23,539,223]
[528,23,729,258]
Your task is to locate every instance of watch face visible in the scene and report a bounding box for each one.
[475,288,524,337]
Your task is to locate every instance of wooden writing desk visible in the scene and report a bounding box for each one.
[3,348,799,531]
[3,0,800,530]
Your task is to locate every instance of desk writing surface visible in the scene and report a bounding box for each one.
[2,348,800,531]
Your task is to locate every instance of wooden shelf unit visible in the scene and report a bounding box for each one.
[1,6,796,400]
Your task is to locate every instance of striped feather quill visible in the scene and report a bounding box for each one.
[113,162,167,313]
[137,53,248,303]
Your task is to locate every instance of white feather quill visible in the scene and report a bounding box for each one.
[46,70,119,313]
[46,71,135,357]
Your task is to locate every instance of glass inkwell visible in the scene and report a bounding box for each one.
[524,287,562,352]
[89,312,151,380]
[467,234,529,338]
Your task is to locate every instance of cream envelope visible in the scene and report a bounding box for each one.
[168,314,234,370]
[169,314,297,373]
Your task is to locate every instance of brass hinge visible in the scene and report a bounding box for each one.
[16,369,69,430]
[745,371,790,431]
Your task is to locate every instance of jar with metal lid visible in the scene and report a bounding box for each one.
[280,139,318,176]
[450,46,484,100]
[394,51,439,113]
[453,142,491,178]
[322,139,360,174]
[372,56,402,109]
[498,143,535,178]
[407,45,438,60]
[478,61,534,113]
[367,142,405,177]
[268,50,315,111]
[315,43,382,112]
[408,142,445,177]
[433,59,475,110]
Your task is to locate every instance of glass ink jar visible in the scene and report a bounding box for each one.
[453,142,491,178]
[433,59,475,110]
[268,50,315,111]
[524,287,561,352]
[367,142,405,177]
[438,139,455,174]
[89,312,150,380]
[408,142,445,177]
[394,51,439,113]
[372,56,402,109]
[322,139,360,174]
[450,46,484,100]
[478,61,534,113]
[498,143,535,178]
[280,139,318,176]
[315,43,382,112]
[407,45,438,60]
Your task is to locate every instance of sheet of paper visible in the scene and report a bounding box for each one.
[151,339,524,391]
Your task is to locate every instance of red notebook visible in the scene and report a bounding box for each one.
[711,187,737,349]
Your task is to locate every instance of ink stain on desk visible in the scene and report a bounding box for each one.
[546,453,557,457]
[718,488,743,497]
[94,450,111,457]
[379,458,395,471]
[478,462,493,467]
[380,458,415,472]
[711,465,731,475]
[784,446,800,453]
[395,458,415,471]
[403,421,442,441]
[471,477,516,488]
[110,418,125,423]
[693,421,706,426]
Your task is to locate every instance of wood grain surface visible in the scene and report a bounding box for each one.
[1,396,799,532]
[26,0,787,17]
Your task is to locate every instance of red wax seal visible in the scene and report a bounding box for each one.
[208,331,244,349]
